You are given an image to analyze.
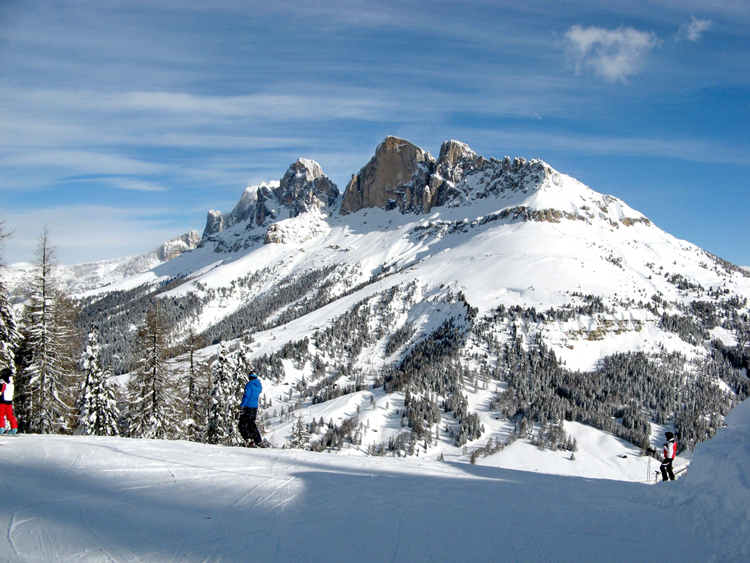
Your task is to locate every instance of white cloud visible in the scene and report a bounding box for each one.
[0,149,168,178]
[678,17,713,42]
[564,25,661,83]
[1,205,185,265]
[105,178,167,192]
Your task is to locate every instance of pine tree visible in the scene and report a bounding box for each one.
[234,335,254,378]
[179,327,208,441]
[205,342,239,445]
[288,414,310,449]
[76,329,120,436]
[127,305,174,439]
[0,221,20,372]
[16,228,78,434]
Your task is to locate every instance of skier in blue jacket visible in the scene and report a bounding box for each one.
[239,372,264,447]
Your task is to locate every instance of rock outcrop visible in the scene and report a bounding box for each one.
[339,137,435,215]
[339,136,562,215]
[264,211,330,245]
[202,159,338,238]
[157,231,201,261]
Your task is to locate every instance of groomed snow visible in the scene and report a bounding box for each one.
[3,399,749,563]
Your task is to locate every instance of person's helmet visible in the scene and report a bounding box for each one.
[665,431,674,439]
[0,367,11,383]
[248,372,258,380]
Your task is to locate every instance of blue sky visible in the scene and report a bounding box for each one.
[0,0,748,266]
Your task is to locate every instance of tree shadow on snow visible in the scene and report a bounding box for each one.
[0,444,718,563]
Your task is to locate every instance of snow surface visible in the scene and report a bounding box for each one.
[665,395,750,561]
[3,398,749,563]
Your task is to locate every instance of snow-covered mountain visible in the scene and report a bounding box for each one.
[4,230,200,298]
[202,158,339,248]
[42,137,750,468]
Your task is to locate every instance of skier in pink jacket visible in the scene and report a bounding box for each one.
[660,431,677,481]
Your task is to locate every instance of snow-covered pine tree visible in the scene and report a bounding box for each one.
[179,327,209,441]
[127,305,175,439]
[0,277,20,371]
[75,329,120,436]
[0,222,20,372]
[288,414,310,449]
[234,334,254,379]
[205,342,239,445]
[16,228,77,434]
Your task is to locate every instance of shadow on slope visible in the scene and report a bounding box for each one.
[0,436,719,563]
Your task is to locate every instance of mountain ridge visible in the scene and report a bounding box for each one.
[202,158,339,239]
[4,230,201,298]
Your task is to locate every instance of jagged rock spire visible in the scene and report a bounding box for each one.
[340,136,435,215]
[202,159,338,238]
[339,136,549,215]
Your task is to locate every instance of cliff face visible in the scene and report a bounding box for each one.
[339,137,553,215]
[339,136,435,215]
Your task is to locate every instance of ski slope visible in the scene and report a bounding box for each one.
[2,398,749,563]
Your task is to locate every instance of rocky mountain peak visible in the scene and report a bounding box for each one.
[203,182,278,237]
[284,158,324,182]
[434,140,486,184]
[339,137,435,215]
[437,140,476,167]
[202,159,338,238]
[339,136,560,215]
[277,158,339,218]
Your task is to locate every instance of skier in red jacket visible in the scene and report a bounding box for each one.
[660,431,677,481]
[0,368,18,435]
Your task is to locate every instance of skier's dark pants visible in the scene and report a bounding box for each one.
[239,407,262,445]
[660,458,675,481]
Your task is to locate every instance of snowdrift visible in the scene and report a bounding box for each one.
[674,396,750,561]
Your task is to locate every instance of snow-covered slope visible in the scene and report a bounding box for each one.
[674,395,750,560]
[2,398,749,562]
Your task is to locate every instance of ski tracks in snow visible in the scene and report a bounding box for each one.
[0,435,724,563]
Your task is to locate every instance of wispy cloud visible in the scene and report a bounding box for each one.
[1,205,187,265]
[677,17,713,42]
[0,150,168,178]
[564,25,661,83]
[106,178,168,192]
[436,127,750,167]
